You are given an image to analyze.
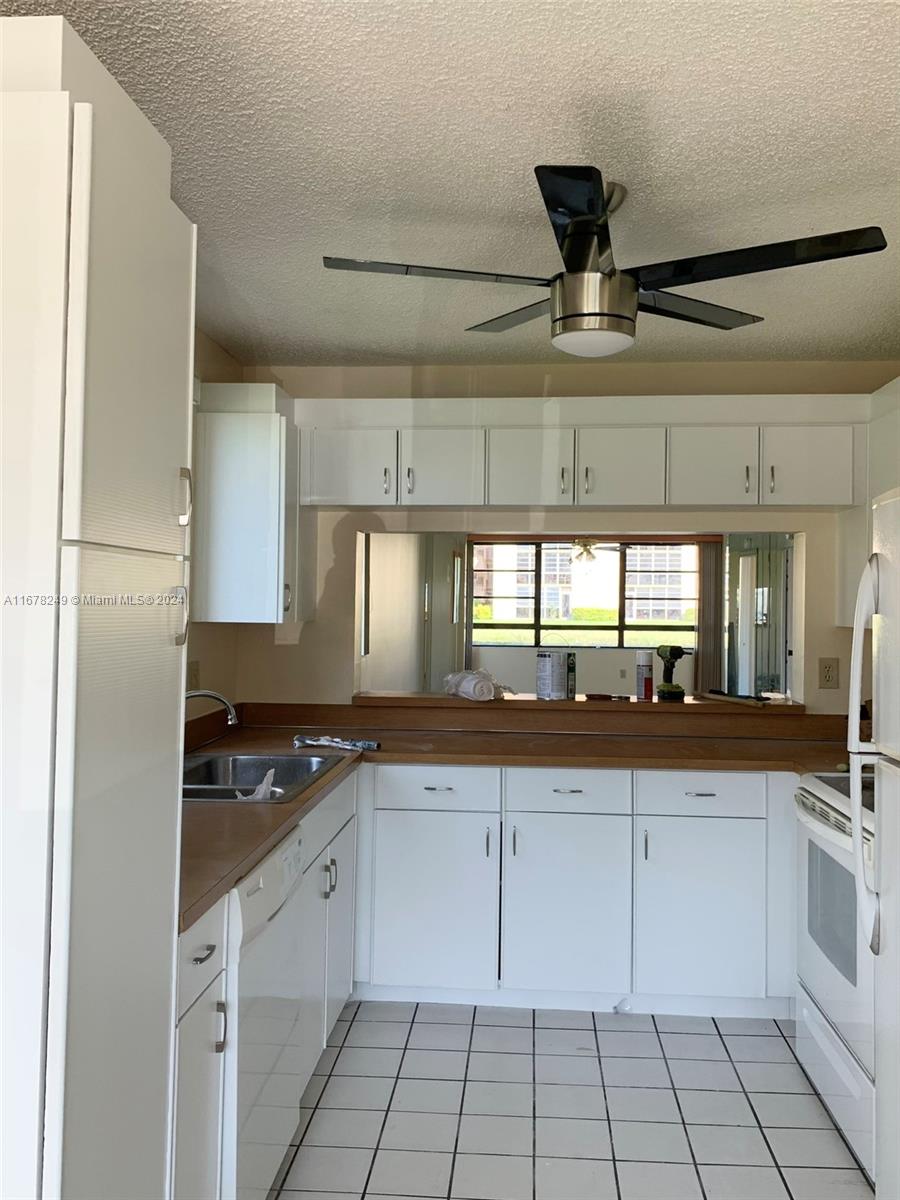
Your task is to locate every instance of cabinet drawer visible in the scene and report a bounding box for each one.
[505,767,632,814]
[178,895,227,1019]
[376,764,501,811]
[301,773,357,871]
[635,770,765,818]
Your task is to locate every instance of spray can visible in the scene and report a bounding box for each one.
[566,652,577,700]
[636,649,654,701]
[536,650,567,700]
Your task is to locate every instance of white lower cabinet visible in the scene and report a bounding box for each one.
[325,817,357,1033]
[633,815,767,997]
[173,971,226,1200]
[294,847,329,1080]
[502,812,631,992]
[372,809,501,988]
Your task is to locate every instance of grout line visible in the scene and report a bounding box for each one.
[712,1016,798,1200]
[446,1005,477,1200]
[357,1002,420,1200]
[531,1007,536,1200]
[593,1011,623,1200]
[652,1014,708,1200]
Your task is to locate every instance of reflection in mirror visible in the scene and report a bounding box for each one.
[358,532,794,699]
[724,532,794,697]
[356,532,468,693]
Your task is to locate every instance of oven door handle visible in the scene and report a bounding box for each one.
[849,754,880,954]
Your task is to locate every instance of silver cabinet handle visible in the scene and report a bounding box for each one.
[744,465,750,494]
[553,787,584,794]
[406,466,415,494]
[383,466,391,495]
[512,825,518,856]
[583,466,591,496]
[283,582,292,613]
[329,857,338,895]
[191,944,216,966]
[423,785,454,792]
[174,584,189,647]
[685,791,717,797]
[215,1000,227,1054]
[560,466,568,495]
[178,466,193,527]
[769,464,776,494]
[485,827,491,857]
[644,830,649,860]
[322,861,332,899]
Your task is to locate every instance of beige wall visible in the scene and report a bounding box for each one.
[233,506,858,715]
[185,329,243,719]
[245,359,900,399]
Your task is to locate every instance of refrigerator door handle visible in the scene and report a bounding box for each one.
[848,554,879,753]
[850,753,881,955]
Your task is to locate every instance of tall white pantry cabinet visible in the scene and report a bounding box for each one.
[1,17,195,1200]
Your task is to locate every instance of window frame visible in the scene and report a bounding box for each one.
[468,536,706,650]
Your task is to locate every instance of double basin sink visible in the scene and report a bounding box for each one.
[182,753,343,804]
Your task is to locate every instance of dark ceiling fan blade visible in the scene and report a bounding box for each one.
[466,298,551,333]
[534,165,614,274]
[638,290,763,329]
[323,256,550,288]
[627,226,887,291]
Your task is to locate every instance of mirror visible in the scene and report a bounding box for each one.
[724,532,794,697]
[357,532,794,698]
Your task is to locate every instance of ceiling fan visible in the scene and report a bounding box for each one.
[323,165,887,357]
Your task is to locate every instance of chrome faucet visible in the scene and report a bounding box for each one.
[186,690,238,725]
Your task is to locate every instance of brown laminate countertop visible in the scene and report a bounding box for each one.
[179,721,847,932]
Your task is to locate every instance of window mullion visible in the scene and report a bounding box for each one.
[534,541,542,648]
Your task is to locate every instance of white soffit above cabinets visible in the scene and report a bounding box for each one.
[8,0,899,365]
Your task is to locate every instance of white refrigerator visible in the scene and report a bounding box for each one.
[848,486,900,1197]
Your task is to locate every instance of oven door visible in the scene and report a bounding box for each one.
[796,799,875,1077]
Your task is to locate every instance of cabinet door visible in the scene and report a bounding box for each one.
[173,972,225,1200]
[50,546,185,1199]
[668,427,759,505]
[292,851,330,1081]
[502,813,631,992]
[400,428,485,506]
[634,816,766,997]
[761,425,854,506]
[193,412,285,622]
[311,428,398,505]
[325,818,357,1036]
[576,427,666,505]
[61,103,194,554]
[487,428,575,506]
[372,810,500,988]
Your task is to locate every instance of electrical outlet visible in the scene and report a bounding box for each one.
[187,659,200,690]
[619,668,627,679]
[819,657,839,689]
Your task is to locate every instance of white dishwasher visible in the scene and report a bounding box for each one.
[221,827,308,1200]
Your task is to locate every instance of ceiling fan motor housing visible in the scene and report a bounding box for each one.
[550,271,638,340]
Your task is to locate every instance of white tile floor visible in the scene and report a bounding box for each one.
[275,1002,872,1200]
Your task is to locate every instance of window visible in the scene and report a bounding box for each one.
[470,539,700,649]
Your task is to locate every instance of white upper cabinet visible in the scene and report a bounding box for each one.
[60,101,195,555]
[311,428,398,506]
[487,428,575,506]
[668,426,760,505]
[762,424,854,506]
[576,427,667,505]
[193,384,307,623]
[400,428,486,506]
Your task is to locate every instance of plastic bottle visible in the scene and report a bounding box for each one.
[635,649,654,701]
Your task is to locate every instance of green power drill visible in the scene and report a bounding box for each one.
[656,644,686,703]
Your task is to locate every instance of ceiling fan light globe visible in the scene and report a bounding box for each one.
[551,327,635,357]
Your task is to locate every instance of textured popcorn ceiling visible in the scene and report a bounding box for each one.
[6,0,900,364]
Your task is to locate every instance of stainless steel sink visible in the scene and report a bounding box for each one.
[182,753,343,803]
